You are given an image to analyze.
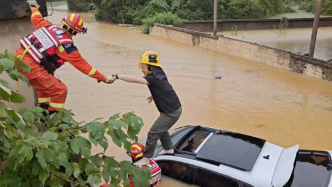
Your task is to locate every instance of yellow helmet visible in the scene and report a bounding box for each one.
[140,51,161,67]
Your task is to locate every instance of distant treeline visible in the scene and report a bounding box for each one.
[91,0,298,24]
[64,0,332,34]
[297,0,332,15]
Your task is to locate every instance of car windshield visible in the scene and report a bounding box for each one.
[284,151,331,187]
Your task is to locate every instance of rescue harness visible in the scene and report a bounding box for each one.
[20,24,73,74]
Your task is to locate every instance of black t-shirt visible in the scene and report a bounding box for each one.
[144,75,181,114]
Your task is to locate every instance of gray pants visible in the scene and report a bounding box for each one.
[143,107,182,158]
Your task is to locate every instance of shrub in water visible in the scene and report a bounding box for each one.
[142,12,183,34]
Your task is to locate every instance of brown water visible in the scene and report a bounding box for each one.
[219,27,332,61]
[3,1,332,186]
[0,19,36,110]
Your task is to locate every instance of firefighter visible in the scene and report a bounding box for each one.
[100,143,162,187]
[16,1,114,117]
[109,51,182,166]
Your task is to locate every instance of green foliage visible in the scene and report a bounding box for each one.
[223,0,264,19]
[283,4,296,13]
[66,0,92,12]
[0,50,151,187]
[93,0,304,25]
[131,0,173,25]
[298,0,332,15]
[142,12,184,34]
[322,0,332,15]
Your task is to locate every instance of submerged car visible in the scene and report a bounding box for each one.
[152,125,332,187]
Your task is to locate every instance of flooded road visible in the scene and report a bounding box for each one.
[219,27,332,61]
[3,1,332,186]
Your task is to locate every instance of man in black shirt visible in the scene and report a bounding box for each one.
[110,51,182,165]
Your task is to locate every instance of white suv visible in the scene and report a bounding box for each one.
[152,125,332,187]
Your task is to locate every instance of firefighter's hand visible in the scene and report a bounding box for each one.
[27,0,40,10]
[102,76,115,84]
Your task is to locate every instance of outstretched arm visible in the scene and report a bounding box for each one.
[56,44,109,82]
[30,8,52,29]
[116,75,148,85]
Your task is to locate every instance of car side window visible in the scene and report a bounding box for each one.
[157,161,197,185]
[193,168,239,187]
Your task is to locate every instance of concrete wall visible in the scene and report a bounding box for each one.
[181,18,332,32]
[0,0,48,20]
[150,23,332,82]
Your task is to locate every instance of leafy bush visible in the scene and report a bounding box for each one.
[93,0,321,24]
[132,0,173,25]
[172,0,214,20]
[0,50,151,187]
[142,12,183,34]
[298,2,309,10]
[92,0,148,24]
[66,0,92,12]
[283,4,296,13]
[226,0,266,19]
[322,1,332,15]
[305,1,316,13]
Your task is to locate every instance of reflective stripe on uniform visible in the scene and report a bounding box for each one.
[20,38,40,63]
[59,39,73,43]
[38,98,50,103]
[132,144,142,150]
[39,47,45,53]
[23,37,43,59]
[88,67,96,76]
[31,12,41,18]
[78,19,83,26]
[70,14,75,21]
[58,45,65,52]
[135,153,143,158]
[49,102,65,109]
[48,25,57,30]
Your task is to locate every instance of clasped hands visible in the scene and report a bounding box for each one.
[100,74,118,84]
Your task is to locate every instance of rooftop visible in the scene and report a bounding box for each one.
[195,130,266,171]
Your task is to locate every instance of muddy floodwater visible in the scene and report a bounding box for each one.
[219,27,332,61]
[2,1,332,186]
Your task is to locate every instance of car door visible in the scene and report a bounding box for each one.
[157,160,197,185]
[193,168,240,187]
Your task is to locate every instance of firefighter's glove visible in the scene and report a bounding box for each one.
[27,0,40,10]
[102,76,115,84]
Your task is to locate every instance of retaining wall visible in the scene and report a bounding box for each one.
[181,18,332,32]
[150,23,332,82]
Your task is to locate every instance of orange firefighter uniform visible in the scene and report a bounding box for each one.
[15,9,105,111]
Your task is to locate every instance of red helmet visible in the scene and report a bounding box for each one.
[62,13,87,34]
[129,143,145,161]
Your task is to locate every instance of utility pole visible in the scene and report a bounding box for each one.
[309,0,322,58]
[213,0,218,36]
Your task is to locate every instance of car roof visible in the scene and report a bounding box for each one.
[194,129,266,171]
[154,125,287,186]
